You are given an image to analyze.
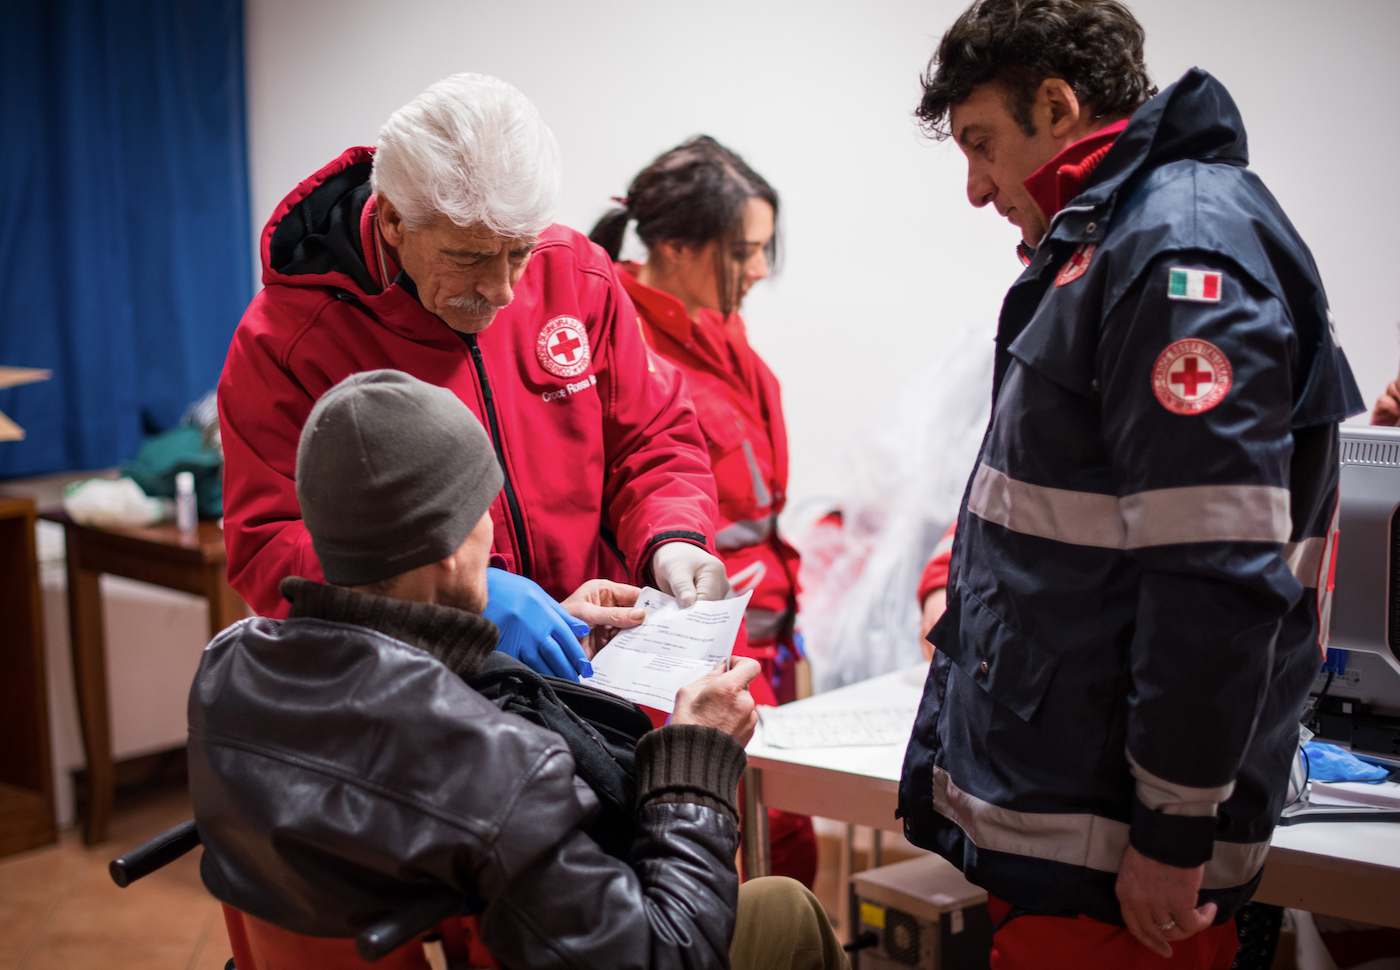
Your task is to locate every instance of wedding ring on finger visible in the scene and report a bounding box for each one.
[1155,919,1177,932]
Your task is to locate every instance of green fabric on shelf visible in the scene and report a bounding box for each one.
[121,426,223,517]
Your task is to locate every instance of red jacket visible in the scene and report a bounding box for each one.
[618,265,800,648]
[219,148,718,617]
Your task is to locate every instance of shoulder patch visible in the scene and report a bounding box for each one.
[1167,267,1222,302]
[1151,339,1232,414]
[1055,243,1095,287]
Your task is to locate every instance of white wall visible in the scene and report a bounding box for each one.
[246,0,1400,510]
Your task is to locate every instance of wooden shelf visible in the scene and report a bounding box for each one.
[0,497,57,857]
[0,782,54,857]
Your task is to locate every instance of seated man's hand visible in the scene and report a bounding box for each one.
[918,587,947,661]
[1115,845,1216,958]
[483,567,592,680]
[650,541,729,607]
[672,657,761,745]
[561,579,645,657]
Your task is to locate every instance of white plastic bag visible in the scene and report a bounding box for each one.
[63,477,172,528]
[790,324,994,692]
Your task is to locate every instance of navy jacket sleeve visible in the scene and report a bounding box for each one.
[1097,252,1305,867]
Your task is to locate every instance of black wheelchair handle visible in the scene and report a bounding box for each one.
[355,891,464,963]
[109,819,202,888]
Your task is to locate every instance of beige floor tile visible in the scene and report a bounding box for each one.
[21,942,195,970]
[39,882,217,948]
[0,896,60,952]
[0,943,30,970]
[190,908,234,970]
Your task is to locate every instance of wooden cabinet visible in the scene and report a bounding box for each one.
[0,496,57,856]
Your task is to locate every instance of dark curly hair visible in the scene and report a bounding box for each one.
[917,0,1156,140]
[590,135,777,315]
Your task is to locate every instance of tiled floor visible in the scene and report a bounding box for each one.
[0,787,230,970]
[0,787,911,968]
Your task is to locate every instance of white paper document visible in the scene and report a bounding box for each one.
[584,587,752,713]
[757,706,918,748]
[1308,779,1400,810]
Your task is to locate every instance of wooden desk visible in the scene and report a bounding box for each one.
[0,497,57,857]
[41,512,248,844]
[743,665,1400,929]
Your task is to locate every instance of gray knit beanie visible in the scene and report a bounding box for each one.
[295,370,503,586]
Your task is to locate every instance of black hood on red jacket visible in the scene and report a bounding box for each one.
[266,158,377,293]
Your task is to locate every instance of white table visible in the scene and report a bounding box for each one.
[742,664,1400,928]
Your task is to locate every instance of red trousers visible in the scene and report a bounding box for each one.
[988,896,1238,970]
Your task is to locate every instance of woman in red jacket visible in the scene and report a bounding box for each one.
[591,136,816,887]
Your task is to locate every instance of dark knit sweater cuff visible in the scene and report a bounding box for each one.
[1129,793,1217,868]
[635,725,746,825]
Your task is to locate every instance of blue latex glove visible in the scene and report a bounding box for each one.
[1303,741,1390,783]
[482,568,592,680]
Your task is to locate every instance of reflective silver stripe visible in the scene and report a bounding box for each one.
[968,463,1292,550]
[1127,751,1234,817]
[746,607,792,641]
[968,463,1124,548]
[1283,536,1327,589]
[1121,485,1290,547]
[930,765,1267,889]
[716,515,775,551]
[740,439,773,508]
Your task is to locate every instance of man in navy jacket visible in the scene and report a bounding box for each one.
[897,1,1364,966]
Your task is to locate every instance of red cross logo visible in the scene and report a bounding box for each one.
[1168,356,1213,398]
[536,316,591,378]
[1151,339,1231,415]
[548,328,583,364]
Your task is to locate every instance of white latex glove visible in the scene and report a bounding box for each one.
[650,542,730,607]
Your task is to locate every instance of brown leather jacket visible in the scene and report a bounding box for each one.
[187,579,747,969]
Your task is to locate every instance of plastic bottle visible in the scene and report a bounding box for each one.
[175,471,197,533]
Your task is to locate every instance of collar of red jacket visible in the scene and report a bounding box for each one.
[1022,117,1130,227]
[617,261,731,345]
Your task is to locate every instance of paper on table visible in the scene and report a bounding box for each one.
[584,587,751,713]
[756,706,918,748]
[1309,779,1400,810]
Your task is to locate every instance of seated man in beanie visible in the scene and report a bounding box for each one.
[188,369,847,970]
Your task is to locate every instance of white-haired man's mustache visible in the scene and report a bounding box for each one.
[440,292,498,314]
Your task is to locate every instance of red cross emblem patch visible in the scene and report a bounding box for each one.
[1055,243,1095,287]
[1151,338,1232,414]
[536,315,591,379]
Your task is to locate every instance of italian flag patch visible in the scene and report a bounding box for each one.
[1167,267,1222,302]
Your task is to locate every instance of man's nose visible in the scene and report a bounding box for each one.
[967,165,995,209]
[477,256,515,308]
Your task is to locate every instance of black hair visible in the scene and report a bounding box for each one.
[917,0,1156,140]
[590,135,778,315]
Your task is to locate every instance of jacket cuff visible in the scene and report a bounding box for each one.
[1129,793,1217,868]
[635,725,746,825]
[637,530,711,585]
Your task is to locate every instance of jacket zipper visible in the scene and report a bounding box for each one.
[461,332,533,578]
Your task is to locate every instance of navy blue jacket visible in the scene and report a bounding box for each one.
[898,69,1363,926]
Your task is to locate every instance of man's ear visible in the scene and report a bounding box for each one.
[377,194,406,248]
[1040,78,1084,139]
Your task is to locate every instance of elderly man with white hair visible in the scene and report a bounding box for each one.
[219,74,727,679]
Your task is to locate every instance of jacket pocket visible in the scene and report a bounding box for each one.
[942,583,1061,722]
[688,382,747,453]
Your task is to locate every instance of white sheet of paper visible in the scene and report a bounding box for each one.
[584,587,751,713]
[756,706,919,748]
[1308,779,1400,810]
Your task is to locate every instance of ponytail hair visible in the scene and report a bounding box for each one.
[590,206,630,261]
[589,135,778,313]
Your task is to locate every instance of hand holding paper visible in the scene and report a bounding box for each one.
[584,587,752,712]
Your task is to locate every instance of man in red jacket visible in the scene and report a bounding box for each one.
[218,73,727,678]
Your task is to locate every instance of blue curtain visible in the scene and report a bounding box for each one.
[0,0,251,478]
